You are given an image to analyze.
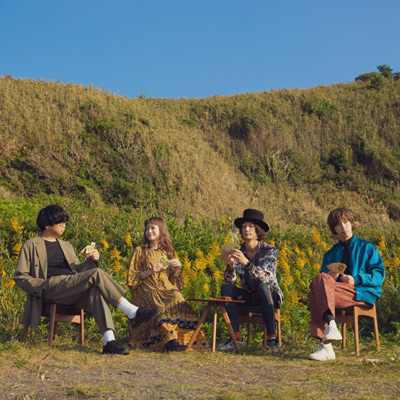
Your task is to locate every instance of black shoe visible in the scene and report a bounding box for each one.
[163,339,188,352]
[102,340,130,355]
[267,337,280,352]
[130,307,162,329]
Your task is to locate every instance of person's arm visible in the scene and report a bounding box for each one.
[221,250,237,283]
[13,242,47,297]
[353,245,385,287]
[168,257,184,289]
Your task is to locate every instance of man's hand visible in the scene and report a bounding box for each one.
[222,250,235,270]
[327,270,340,280]
[339,274,355,285]
[230,249,249,266]
[86,249,99,262]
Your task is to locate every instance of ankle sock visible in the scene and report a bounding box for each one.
[267,334,276,340]
[103,329,115,346]
[118,298,139,319]
[234,331,242,340]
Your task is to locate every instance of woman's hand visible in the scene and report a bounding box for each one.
[170,258,182,274]
[87,249,100,262]
[339,274,355,285]
[151,263,163,273]
[230,249,249,266]
[222,250,235,270]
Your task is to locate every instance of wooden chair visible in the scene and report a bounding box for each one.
[335,303,380,356]
[22,303,85,346]
[237,306,281,348]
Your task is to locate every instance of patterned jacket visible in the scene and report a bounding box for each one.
[223,241,283,306]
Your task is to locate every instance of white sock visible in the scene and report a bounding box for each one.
[103,329,115,346]
[118,298,138,319]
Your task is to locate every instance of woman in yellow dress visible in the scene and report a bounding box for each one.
[127,217,208,352]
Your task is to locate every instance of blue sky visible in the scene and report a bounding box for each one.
[1,1,399,99]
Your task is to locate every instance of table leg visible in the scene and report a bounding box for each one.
[220,304,240,351]
[186,303,212,351]
[212,305,218,352]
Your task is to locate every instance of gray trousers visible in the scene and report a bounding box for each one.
[43,268,126,334]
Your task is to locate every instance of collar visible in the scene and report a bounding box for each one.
[339,235,354,247]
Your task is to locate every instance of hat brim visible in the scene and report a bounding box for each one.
[234,217,269,233]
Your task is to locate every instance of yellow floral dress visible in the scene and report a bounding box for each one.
[127,247,208,351]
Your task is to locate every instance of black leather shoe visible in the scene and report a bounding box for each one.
[102,340,130,355]
[163,339,188,352]
[130,307,162,329]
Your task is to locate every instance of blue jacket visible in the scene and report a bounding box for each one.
[320,235,385,304]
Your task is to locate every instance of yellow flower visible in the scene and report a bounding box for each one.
[312,262,321,270]
[12,241,22,256]
[4,278,15,289]
[311,226,321,247]
[110,246,121,260]
[213,270,223,281]
[9,217,24,234]
[377,236,386,252]
[269,238,275,247]
[203,283,210,295]
[123,232,133,248]
[99,238,109,251]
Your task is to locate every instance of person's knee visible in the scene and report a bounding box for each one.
[221,283,235,296]
[257,283,273,304]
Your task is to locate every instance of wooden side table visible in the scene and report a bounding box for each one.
[186,298,245,352]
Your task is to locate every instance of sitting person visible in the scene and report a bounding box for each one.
[14,205,160,355]
[308,207,385,361]
[127,217,208,352]
[220,209,283,352]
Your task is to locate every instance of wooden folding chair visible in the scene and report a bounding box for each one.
[237,306,281,348]
[22,303,85,346]
[335,303,380,356]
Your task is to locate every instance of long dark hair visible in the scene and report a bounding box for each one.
[141,217,175,259]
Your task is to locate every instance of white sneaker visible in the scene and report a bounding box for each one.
[322,320,342,344]
[308,342,336,361]
[218,338,245,352]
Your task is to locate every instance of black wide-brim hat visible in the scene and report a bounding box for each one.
[234,209,269,232]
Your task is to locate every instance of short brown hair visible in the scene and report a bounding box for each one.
[327,208,356,235]
[239,223,266,241]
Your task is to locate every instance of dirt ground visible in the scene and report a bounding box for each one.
[1,343,400,400]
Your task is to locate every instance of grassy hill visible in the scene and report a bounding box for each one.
[1,75,400,232]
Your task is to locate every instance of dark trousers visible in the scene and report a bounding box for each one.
[221,283,276,336]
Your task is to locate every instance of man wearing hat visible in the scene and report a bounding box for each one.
[219,209,283,352]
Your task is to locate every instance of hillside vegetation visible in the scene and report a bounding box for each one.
[1,75,400,351]
[1,75,400,231]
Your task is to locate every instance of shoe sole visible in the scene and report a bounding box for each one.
[131,307,162,329]
[321,336,342,344]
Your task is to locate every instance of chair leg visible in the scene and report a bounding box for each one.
[276,317,281,347]
[353,309,360,356]
[262,324,267,348]
[79,309,85,345]
[22,325,29,342]
[341,322,347,349]
[48,304,57,347]
[373,318,380,351]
